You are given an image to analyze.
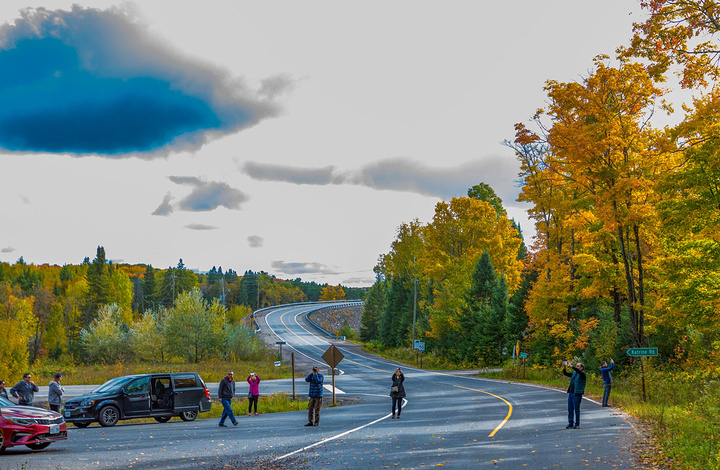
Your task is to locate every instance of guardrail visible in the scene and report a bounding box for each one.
[306,302,364,339]
[249,300,364,335]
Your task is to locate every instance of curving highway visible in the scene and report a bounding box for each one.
[1,301,639,469]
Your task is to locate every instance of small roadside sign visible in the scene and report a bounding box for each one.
[274,361,281,367]
[626,347,658,357]
[415,341,425,352]
[322,344,345,369]
[519,352,528,358]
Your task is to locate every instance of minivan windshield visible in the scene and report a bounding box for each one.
[92,376,134,394]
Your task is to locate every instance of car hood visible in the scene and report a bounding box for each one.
[1,406,62,419]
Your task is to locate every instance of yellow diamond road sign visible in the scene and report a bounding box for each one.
[322,344,344,369]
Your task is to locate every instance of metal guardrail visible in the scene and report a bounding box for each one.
[250,300,364,335]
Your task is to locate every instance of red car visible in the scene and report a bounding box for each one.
[0,397,67,453]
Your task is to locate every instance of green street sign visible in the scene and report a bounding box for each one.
[519,352,528,358]
[626,347,658,357]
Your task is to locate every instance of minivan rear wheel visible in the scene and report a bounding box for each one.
[74,422,90,428]
[154,416,171,423]
[180,410,198,421]
[98,405,120,427]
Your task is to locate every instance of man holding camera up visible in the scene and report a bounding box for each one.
[562,361,586,429]
[304,367,324,427]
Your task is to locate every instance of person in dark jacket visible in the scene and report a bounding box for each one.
[304,367,324,426]
[600,359,615,407]
[562,362,586,429]
[218,371,238,427]
[390,368,406,419]
[10,373,39,406]
[48,373,64,412]
[0,380,8,400]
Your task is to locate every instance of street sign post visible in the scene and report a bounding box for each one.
[276,341,286,361]
[322,344,345,405]
[626,347,658,401]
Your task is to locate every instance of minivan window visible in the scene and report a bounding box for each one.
[126,376,150,393]
[93,376,133,394]
[173,374,197,389]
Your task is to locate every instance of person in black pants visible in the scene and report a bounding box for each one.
[390,368,406,419]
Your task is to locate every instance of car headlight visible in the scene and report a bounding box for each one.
[3,417,35,426]
[80,398,95,407]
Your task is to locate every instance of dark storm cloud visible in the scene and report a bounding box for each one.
[158,176,249,213]
[247,235,264,248]
[184,224,218,231]
[0,6,281,156]
[271,261,340,276]
[241,156,521,204]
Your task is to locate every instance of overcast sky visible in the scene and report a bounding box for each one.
[0,1,640,287]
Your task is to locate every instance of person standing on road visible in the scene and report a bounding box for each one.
[10,373,39,406]
[0,380,8,400]
[305,367,324,426]
[247,372,260,416]
[390,368,406,419]
[218,371,238,427]
[562,362,586,429]
[600,359,615,407]
[48,373,64,412]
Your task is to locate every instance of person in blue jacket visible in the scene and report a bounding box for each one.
[305,367,324,426]
[562,362,586,429]
[600,359,615,407]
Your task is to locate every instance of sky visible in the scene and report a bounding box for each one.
[0,1,642,287]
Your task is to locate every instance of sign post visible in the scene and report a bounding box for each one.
[322,344,345,406]
[519,352,528,379]
[276,341,286,360]
[413,340,425,367]
[627,347,658,402]
[291,352,295,401]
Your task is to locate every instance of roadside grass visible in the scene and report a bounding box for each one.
[72,392,308,427]
[35,360,293,385]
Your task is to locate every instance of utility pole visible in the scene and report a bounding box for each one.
[412,277,418,344]
[256,273,260,311]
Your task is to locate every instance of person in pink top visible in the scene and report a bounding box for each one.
[247,372,260,416]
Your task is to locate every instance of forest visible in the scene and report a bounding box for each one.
[361,1,720,376]
[0,248,366,380]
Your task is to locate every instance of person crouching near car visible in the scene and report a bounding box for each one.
[48,373,64,412]
[247,372,260,416]
[304,367,324,427]
[10,372,38,406]
[218,371,238,427]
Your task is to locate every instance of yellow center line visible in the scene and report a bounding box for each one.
[278,310,392,373]
[453,385,512,437]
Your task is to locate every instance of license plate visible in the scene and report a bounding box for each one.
[65,411,71,417]
[49,424,60,434]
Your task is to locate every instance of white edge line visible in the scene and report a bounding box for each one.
[274,398,408,462]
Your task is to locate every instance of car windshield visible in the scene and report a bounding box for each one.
[92,376,134,394]
[0,397,13,407]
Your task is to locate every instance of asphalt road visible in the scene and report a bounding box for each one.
[1,302,640,469]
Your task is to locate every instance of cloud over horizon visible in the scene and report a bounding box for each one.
[271,260,340,276]
[0,6,287,156]
[152,177,248,215]
[241,156,522,205]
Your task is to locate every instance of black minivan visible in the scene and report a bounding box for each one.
[63,372,212,427]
